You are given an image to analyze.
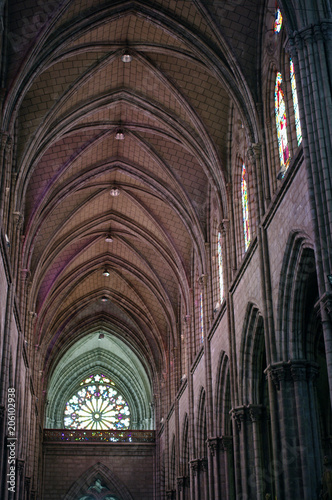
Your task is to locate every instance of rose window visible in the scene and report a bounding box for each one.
[64,374,130,430]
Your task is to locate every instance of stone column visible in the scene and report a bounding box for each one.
[266,360,322,498]
[16,459,25,500]
[231,407,249,499]
[220,436,234,500]
[24,476,31,500]
[248,405,264,500]
[190,459,200,500]
[287,23,332,402]
[177,477,185,500]
[207,438,220,500]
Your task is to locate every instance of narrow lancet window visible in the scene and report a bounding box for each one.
[241,163,251,251]
[274,7,283,33]
[218,231,224,302]
[290,58,302,145]
[275,72,290,171]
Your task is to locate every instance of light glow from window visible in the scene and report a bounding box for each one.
[275,72,290,171]
[290,58,302,146]
[64,374,130,430]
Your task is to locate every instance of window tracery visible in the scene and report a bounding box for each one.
[64,374,130,430]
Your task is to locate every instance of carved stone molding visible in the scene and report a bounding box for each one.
[266,360,320,389]
[248,404,264,423]
[200,458,208,472]
[265,362,289,390]
[290,361,307,382]
[231,406,247,430]
[207,437,219,456]
[190,458,200,476]
[177,476,185,492]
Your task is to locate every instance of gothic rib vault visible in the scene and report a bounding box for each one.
[1,1,332,499]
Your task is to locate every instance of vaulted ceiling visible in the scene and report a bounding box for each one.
[5,0,264,388]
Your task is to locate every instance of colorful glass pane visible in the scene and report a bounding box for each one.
[241,163,251,251]
[217,231,224,302]
[290,58,302,145]
[274,8,283,33]
[275,72,290,171]
[200,292,204,342]
[64,374,130,430]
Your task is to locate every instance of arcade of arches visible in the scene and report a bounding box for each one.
[0,1,332,499]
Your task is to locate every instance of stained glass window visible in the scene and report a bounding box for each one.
[64,374,130,430]
[241,163,251,251]
[275,72,290,171]
[200,292,204,342]
[274,7,283,33]
[217,231,224,302]
[290,58,302,145]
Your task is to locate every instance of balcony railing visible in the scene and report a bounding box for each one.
[43,429,155,443]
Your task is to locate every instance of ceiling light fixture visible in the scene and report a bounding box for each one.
[121,52,132,63]
[115,129,125,140]
[102,268,110,277]
[110,186,120,197]
[101,296,108,302]
[105,234,113,243]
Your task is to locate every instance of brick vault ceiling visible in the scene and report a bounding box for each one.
[5,0,263,376]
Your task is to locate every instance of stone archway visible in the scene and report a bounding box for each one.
[63,462,134,500]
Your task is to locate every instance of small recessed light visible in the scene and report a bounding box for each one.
[101,296,108,302]
[110,187,120,197]
[105,234,113,243]
[115,130,125,140]
[102,269,110,277]
[121,53,132,63]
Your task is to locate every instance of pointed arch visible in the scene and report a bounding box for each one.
[180,414,189,478]
[277,230,316,360]
[214,351,232,436]
[239,303,265,404]
[63,462,134,500]
[196,387,207,458]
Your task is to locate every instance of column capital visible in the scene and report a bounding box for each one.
[290,360,307,382]
[177,476,185,491]
[220,435,233,452]
[189,458,200,476]
[231,406,247,430]
[248,404,264,422]
[207,437,219,456]
[200,457,208,472]
[265,362,290,390]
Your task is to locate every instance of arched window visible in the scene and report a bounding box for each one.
[217,230,224,303]
[241,163,251,251]
[290,58,302,145]
[64,374,130,430]
[275,72,290,172]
